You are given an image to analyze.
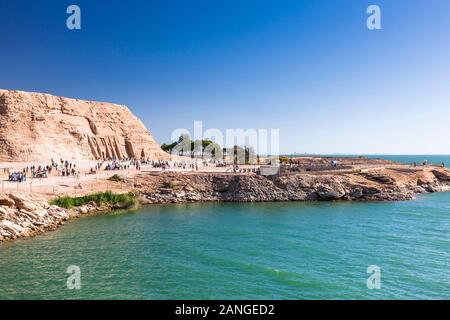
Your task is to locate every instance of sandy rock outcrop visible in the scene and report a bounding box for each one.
[0,89,170,161]
[0,193,73,241]
[136,167,450,204]
[0,192,138,242]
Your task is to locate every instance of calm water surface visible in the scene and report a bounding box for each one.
[290,154,450,167]
[1,192,450,299]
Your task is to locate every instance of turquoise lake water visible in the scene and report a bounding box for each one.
[365,155,450,167]
[1,155,450,300]
[291,154,450,168]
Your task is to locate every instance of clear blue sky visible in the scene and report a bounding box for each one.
[1,0,449,154]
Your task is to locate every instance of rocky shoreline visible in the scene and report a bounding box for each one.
[0,193,133,241]
[0,193,71,241]
[1,167,450,242]
[136,167,450,203]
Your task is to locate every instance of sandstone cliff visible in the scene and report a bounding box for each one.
[0,89,170,161]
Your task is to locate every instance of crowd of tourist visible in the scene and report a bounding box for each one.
[1,156,263,186]
[7,171,26,182]
[96,159,142,172]
[55,159,78,177]
[2,158,81,183]
[99,159,217,172]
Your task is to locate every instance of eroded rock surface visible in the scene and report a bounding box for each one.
[0,89,169,161]
[136,167,450,204]
[0,193,73,241]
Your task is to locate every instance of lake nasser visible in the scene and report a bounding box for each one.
[1,191,450,300]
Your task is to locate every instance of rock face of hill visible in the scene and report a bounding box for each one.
[135,167,450,203]
[0,89,169,161]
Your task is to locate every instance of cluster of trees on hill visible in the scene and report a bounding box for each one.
[161,134,259,164]
[161,134,222,158]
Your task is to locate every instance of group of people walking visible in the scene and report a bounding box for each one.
[2,158,80,183]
